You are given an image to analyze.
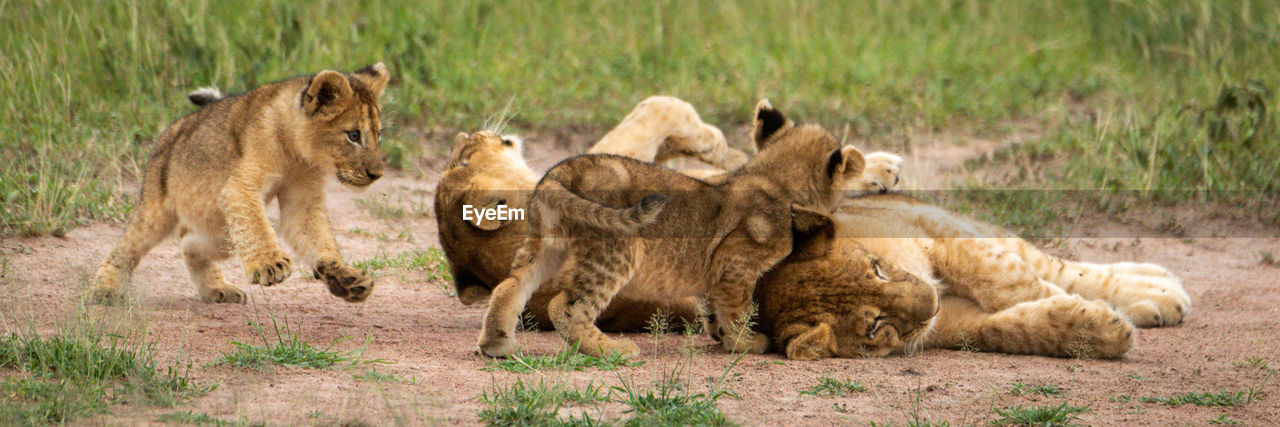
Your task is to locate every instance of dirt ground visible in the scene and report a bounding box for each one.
[2,131,1278,425]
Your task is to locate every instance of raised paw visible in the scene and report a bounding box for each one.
[200,284,247,304]
[244,250,292,286]
[847,151,903,196]
[314,260,375,303]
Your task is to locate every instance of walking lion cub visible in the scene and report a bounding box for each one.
[477,100,871,357]
[92,63,390,304]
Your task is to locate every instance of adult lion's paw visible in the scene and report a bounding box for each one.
[314,260,375,303]
[847,151,903,196]
[244,249,292,286]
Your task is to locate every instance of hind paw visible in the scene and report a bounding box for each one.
[245,250,292,285]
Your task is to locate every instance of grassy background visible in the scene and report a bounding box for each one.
[1,0,1276,236]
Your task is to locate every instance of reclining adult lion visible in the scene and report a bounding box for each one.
[753,193,1192,360]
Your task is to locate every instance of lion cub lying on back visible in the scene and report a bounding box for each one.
[93,64,390,304]
[477,100,875,357]
[755,193,1191,360]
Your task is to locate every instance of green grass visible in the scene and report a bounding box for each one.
[798,374,868,397]
[613,373,735,427]
[352,368,415,384]
[3,0,1277,236]
[1137,390,1259,407]
[1009,382,1064,397]
[992,402,1089,426]
[156,410,258,426]
[0,333,209,424]
[1209,414,1243,425]
[212,317,376,370]
[477,378,610,426]
[481,343,644,374]
[352,249,452,281]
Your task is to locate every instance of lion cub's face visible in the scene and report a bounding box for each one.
[299,63,390,188]
[445,130,529,173]
[757,216,939,360]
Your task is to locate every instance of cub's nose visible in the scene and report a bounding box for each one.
[365,170,383,181]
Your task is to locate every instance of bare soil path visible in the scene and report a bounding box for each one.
[2,132,1278,425]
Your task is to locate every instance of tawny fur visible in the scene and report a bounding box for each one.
[92,63,391,304]
[587,96,749,171]
[477,100,870,358]
[755,193,1191,360]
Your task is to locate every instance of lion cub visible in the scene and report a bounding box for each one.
[92,64,391,304]
[478,100,870,357]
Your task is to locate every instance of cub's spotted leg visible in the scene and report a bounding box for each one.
[278,181,371,302]
[478,238,567,357]
[179,229,245,303]
[547,238,640,357]
[928,237,1064,312]
[928,295,1134,358]
[91,199,177,304]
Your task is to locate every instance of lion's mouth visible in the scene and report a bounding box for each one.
[336,171,373,187]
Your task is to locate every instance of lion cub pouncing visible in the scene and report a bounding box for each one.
[477,100,869,358]
[756,193,1191,360]
[92,63,391,304]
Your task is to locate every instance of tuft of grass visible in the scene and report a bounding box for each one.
[155,410,257,426]
[992,402,1089,426]
[353,368,416,384]
[481,343,644,374]
[1260,251,1279,267]
[1209,414,1242,425]
[0,333,209,424]
[212,318,376,370]
[476,378,610,426]
[352,249,452,280]
[613,374,734,427]
[1009,381,1064,397]
[1138,390,1259,407]
[799,374,868,397]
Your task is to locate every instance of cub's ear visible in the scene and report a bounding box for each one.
[352,62,390,98]
[826,146,866,181]
[751,99,794,151]
[302,70,354,119]
[783,323,837,360]
[790,204,835,261]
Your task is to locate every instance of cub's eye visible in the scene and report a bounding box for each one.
[872,260,889,281]
[501,138,514,147]
[346,130,362,144]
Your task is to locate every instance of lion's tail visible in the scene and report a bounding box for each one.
[187,87,223,107]
[535,179,667,233]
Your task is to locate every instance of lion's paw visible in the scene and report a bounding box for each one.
[314,260,375,303]
[847,151,903,196]
[245,250,292,286]
[199,283,247,304]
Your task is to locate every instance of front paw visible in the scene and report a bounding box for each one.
[244,250,292,286]
[722,332,769,354]
[314,260,375,303]
[848,151,903,196]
